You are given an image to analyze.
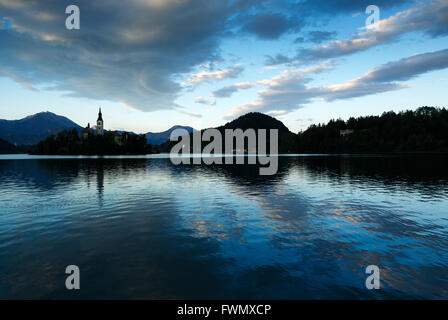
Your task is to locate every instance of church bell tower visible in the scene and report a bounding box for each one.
[96,107,104,136]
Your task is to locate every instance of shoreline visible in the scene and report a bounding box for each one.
[1,152,447,160]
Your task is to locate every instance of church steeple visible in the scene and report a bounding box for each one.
[96,107,104,135]
[97,107,103,122]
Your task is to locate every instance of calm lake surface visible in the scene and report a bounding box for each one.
[0,154,447,299]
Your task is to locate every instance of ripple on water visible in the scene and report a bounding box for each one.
[0,155,447,299]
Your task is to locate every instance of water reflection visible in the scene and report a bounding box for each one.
[0,155,447,299]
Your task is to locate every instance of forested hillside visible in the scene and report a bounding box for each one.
[296,107,448,153]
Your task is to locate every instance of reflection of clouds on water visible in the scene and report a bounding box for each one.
[242,179,448,298]
[172,156,448,298]
[0,155,447,298]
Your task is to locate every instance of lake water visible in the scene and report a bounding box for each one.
[0,154,447,299]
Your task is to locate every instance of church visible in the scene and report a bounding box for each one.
[81,108,123,145]
[82,108,104,139]
[96,108,104,135]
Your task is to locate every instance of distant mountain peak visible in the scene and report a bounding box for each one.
[25,111,55,118]
[167,125,196,132]
[0,111,82,145]
[145,125,196,145]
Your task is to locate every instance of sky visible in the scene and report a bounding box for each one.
[0,0,447,134]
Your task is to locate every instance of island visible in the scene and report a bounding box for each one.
[33,108,157,155]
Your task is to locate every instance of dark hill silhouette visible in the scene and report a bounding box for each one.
[218,112,291,134]
[0,137,19,154]
[160,112,297,153]
[145,125,195,145]
[0,111,82,145]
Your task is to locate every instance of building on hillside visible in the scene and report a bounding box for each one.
[82,123,90,140]
[111,131,123,146]
[340,129,354,137]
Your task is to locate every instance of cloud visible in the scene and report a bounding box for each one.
[307,31,337,44]
[324,48,448,101]
[224,49,448,119]
[298,0,413,14]
[292,31,337,45]
[194,96,216,105]
[215,63,335,100]
[187,65,244,86]
[0,0,252,112]
[358,49,448,83]
[0,0,444,117]
[297,118,313,122]
[212,81,253,98]
[305,1,448,60]
[266,31,337,65]
[242,12,300,40]
[265,54,295,66]
[221,63,335,118]
[266,0,448,65]
[177,110,203,118]
[238,0,413,42]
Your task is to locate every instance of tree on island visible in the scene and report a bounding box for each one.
[35,129,157,155]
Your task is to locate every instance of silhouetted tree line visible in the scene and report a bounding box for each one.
[0,138,35,154]
[0,138,19,154]
[296,107,448,153]
[34,128,157,155]
[31,107,448,155]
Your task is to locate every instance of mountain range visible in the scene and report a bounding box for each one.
[0,111,195,147]
[0,112,82,145]
[2,107,446,155]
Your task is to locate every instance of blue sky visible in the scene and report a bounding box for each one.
[0,0,447,133]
